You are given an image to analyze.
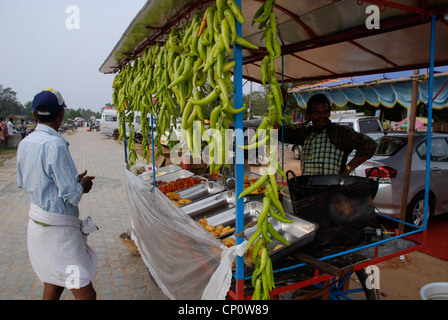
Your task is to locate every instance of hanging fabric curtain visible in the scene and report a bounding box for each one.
[291,74,448,110]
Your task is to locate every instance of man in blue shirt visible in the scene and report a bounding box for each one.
[17,89,97,300]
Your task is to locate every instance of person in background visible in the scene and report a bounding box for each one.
[19,119,27,139]
[0,118,9,142]
[276,94,377,175]
[17,89,97,300]
[7,118,15,135]
[0,118,8,143]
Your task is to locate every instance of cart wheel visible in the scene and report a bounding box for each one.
[292,268,380,300]
[325,269,380,300]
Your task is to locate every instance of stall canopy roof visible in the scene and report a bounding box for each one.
[290,72,448,109]
[99,0,448,85]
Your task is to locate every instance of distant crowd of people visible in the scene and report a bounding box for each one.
[0,117,31,144]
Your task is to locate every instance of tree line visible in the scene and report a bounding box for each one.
[0,85,101,122]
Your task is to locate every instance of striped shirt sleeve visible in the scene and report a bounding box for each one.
[47,143,84,208]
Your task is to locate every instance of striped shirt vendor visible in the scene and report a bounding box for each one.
[277,94,377,175]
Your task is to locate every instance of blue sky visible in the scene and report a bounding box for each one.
[0,0,146,112]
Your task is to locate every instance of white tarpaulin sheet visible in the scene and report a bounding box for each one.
[124,169,246,300]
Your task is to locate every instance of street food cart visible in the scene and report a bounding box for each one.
[100,0,448,300]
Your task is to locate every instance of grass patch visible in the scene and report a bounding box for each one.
[0,148,17,166]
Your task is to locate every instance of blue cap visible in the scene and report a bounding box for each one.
[32,89,66,116]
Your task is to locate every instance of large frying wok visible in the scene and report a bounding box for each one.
[286,169,379,245]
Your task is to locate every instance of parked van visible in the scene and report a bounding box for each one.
[332,116,383,133]
[100,106,142,139]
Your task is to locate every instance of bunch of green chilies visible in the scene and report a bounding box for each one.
[112,0,257,165]
[112,0,289,300]
[239,0,293,300]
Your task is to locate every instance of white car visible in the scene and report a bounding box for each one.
[353,132,448,227]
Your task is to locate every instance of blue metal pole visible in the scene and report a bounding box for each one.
[151,114,156,187]
[234,0,245,299]
[122,116,128,163]
[281,53,285,181]
[424,15,436,231]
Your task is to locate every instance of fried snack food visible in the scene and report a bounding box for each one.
[158,177,204,194]
[198,218,235,238]
[175,198,192,206]
[243,176,266,194]
[165,192,192,206]
[223,238,236,248]
[166,192,180,201]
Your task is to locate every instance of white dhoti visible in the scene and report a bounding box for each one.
[27,203,98,289]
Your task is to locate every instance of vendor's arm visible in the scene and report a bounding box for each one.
[336,127,377,175]
[273,121,306,145]
[342,154,373,175]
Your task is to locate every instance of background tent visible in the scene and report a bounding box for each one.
[290,72,448,110]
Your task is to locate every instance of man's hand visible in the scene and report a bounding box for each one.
[79,170,95,193]
[78,170,87,181]
[342,155,370,176]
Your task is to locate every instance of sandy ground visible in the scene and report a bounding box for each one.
[376,252,448,299]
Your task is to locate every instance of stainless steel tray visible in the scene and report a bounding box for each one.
[178,181,225,203]
[155,169,194,183]
[149,164,182,179]
[204,201,261,227]
[141,164,182,181]
[212,201,318,263]
[246,207,318,263]
[183,191,237,220]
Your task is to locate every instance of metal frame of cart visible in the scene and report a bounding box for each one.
[106,1,442,300]
[227,5,438,301]
[227,214,426,300]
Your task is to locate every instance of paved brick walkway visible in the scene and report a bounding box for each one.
[0,127,168,300]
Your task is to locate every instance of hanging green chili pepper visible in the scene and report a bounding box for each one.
[267,221,290,246]
[238,174,269,199]
[227,0,246,24]
[234,35,260,50]
[189,88,219,106]
[257,197,271,230]
[224,9,237,43]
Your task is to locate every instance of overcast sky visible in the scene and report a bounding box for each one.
[0,0,146,113]
[1,1,446,114]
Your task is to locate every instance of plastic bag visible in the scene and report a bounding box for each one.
[125,169,245,300]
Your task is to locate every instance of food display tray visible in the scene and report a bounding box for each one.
[203,201,255,227]
[178,181,225,203]
[208,201,318,263]
[155,169,195,183]
[151,165,182,178]
[140,164,181,181]
[182,191,237,220]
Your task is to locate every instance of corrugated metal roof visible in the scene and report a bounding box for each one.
[99,0,448,83]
